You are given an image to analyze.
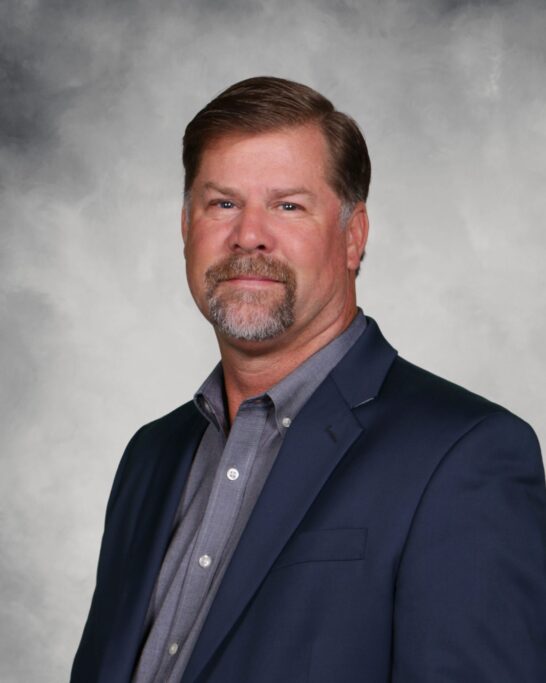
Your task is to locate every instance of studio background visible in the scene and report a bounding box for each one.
[1,0,545,680]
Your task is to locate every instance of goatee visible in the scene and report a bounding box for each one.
[204,254,297,341]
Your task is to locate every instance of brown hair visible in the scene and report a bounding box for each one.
[182,76,371,207]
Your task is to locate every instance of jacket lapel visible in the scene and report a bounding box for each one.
[182,317,397,683]
[100,406,208,682]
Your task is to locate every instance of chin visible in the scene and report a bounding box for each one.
[209,300,294,343]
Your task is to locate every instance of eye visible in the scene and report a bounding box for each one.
[279,202,300,211]
[216,199,235,209]
[210,199,236,209]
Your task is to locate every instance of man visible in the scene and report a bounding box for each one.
[72,77,546,682]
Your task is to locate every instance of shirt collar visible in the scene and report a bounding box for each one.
[194,309,367,435]
[266,309,367,433]
[194,363,226,432]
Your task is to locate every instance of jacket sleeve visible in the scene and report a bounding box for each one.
[392,411,546,682]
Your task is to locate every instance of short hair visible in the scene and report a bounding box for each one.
[182,76,371,207]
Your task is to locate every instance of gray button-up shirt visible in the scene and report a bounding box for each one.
[133,311,367,682]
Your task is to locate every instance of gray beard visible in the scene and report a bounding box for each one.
[204,254,297,341]
[207,285,295,341]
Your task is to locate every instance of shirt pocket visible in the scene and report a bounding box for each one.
[272,528,368,571]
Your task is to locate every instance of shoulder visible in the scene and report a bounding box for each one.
[380,354,536,438]
[131,399,204,445]
[104,400,206,519]
[121,399,209,467]
[385,355,501,415]
[363,354,544,490]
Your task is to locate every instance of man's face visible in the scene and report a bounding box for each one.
[182,124,366,347]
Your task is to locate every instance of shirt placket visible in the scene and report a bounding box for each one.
[162,398,269,681]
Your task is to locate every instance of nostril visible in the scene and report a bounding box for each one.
[231,242,268,253]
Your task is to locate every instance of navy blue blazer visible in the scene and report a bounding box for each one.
[72,318,546,682]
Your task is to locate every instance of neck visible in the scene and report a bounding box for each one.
[217,301,359,424]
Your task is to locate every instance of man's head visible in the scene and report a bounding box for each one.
[183,76,371,213]
[181,77,370,347]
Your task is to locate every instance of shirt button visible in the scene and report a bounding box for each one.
[281,416,292,428]
[227,467,239,480]
[168,642,179,656]
[198,554,212,568]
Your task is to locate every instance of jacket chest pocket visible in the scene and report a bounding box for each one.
[272,528,368,571]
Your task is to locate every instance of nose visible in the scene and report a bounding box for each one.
[228,205,273,254]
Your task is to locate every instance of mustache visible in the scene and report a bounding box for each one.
[205,255,296,288]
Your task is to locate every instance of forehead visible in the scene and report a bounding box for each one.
[193,125,333,192]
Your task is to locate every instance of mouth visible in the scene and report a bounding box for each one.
[222,275,283,285]
[228,275,280,280]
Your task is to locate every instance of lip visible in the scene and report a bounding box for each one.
[223,276,282,284]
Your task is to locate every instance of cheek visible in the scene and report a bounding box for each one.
[184,238,212,301]
[290,232,345,279]
[186,228,222,271]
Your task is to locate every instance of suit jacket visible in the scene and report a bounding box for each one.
[71,317,546,682]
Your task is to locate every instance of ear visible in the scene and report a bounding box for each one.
[346,202,369,272]
[181,204,189,253]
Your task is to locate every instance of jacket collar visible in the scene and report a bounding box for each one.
[331,316,398,410]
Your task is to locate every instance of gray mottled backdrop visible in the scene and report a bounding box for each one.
[1,0,545,679]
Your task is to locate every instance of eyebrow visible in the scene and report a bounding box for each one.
[201,182,316,201]
[202,182,242,198]
[268,187,315,200]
